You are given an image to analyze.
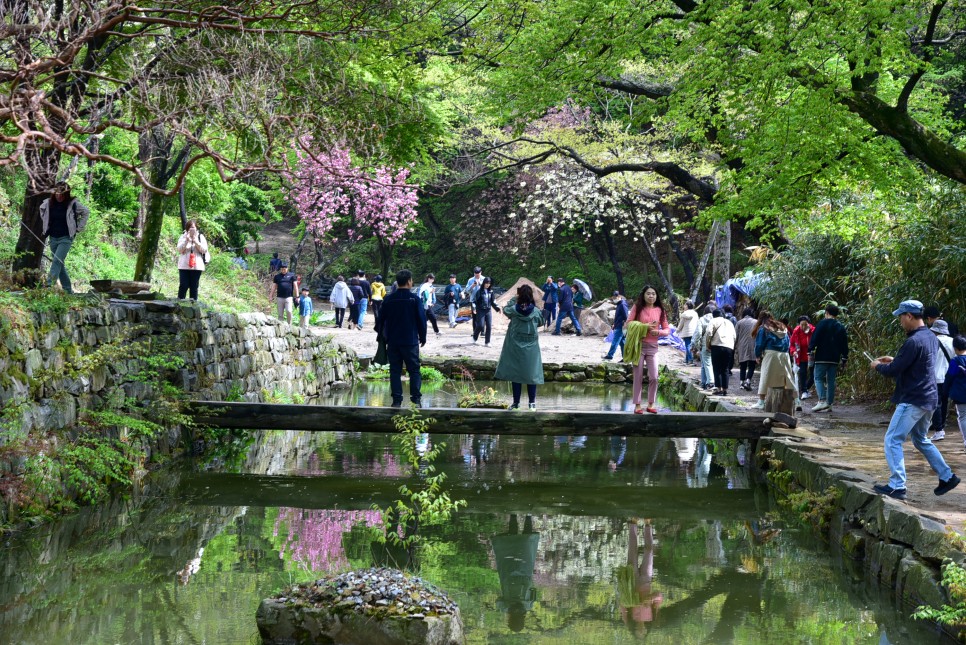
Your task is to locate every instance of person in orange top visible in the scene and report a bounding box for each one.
[628,285,670,414]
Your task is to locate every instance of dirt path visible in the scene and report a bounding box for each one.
[318,314,966,529]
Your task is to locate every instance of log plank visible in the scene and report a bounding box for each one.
[187,401,771,439]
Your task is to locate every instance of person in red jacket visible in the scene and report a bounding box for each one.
[789,315,815,404]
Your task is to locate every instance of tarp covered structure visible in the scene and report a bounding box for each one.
[714,272,766,310]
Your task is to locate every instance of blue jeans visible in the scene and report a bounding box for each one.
[813,363,838,404]
[683,336,693,364]
[604,327,625,359]
[700,348,713,387]
[555,309,581,334]
[388,344,422,405]
[357,298,369,328]
[47,235,74,293]
[885,403,952,489]
[448,303,457,326]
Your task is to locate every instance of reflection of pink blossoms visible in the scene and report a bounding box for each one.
[274,508,382,572]
[287,139,419,245]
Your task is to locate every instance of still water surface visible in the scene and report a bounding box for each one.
[0,383,949,644]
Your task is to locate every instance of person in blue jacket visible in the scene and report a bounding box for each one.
[946,335,966,449]
[541,276,557,330]
[870,300,959,500]
[375,269,427,408]
[552,276,582,336]
[603,291,629,360]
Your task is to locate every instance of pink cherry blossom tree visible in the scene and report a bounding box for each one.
[287,139,419,276]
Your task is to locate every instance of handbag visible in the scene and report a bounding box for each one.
[188,252,196,269]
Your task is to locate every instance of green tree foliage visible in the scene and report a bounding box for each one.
[219,183,279,253]
[453,0,965,223]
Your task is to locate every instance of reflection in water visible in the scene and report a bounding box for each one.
[490,514,540,632]
[617,519,663,635]
[0,431,952,644]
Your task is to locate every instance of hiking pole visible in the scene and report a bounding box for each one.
[17,218,56,263]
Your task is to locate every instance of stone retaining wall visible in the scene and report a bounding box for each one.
[0,298,357,437]
[420,357,634,383]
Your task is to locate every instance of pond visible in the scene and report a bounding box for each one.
[0,383,951,644]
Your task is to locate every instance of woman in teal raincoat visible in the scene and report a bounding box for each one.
[495,284,545,410]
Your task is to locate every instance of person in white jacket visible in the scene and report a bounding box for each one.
[705,309,737,395]
[329,276,354,328]
[176,220,209,300]
[677,300,699,365]
[930,319,956,440]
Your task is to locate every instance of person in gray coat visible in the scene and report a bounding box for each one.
[40,182,90,293]
[734,307,758,391]
[495,284,545,410]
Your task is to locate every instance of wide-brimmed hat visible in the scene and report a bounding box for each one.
[892,299,923,317]
[931,319,950,335]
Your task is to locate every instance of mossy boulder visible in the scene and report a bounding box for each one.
[257,568,464,645]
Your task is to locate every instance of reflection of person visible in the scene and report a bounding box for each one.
[176,220,209,301]
[495,285,544,410]
[617,519,663,635]
[871,299,960,500]
[375,269,427,408]
[41,182,90,293]
[490,515,540,633]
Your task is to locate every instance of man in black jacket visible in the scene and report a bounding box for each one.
[808,304,849,413]
[376,270,427,407]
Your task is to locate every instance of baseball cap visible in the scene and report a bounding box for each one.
[798,315,810,323]
[892,299,923,317]
[612,290,620,297]
[556,276,565,282]
[279,260,289,268]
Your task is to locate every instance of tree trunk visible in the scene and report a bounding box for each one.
[603,229,625,294]
[689,220,720,305]
[378,237,393,279]
[712,219,731,288]
[134,188,168,282]
[178,182,188,231]
[12,147,60,287]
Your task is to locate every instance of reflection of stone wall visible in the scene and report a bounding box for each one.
[0,429,316,637]
[0,299,356,436]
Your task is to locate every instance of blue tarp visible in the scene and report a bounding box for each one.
[715,273,765,310]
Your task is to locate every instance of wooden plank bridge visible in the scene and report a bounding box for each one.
[187,401,774,439]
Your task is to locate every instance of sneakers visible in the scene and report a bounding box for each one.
[930,430,946,441]
[575,330,582,336]
[752,400,766,410]
[811,401,830,412]
[873,483,907,500]
[484,342,491,347]
[528,403,537,411]
[602,353,613,360]
[551,331,561,336]
[800,391,810,400]
[508,404,520,410]
[436,332,441,338]
[935,474,961,496]
[473,338,479,345]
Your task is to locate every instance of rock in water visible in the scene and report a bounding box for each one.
[257,567,464,645]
